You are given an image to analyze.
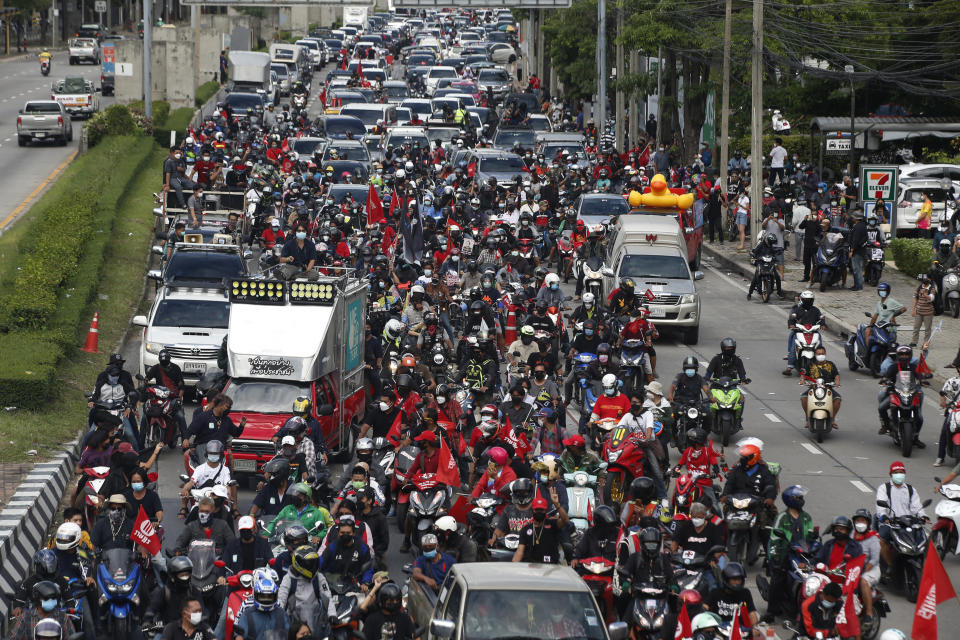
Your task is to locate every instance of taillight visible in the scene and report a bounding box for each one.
[58,116,63,125]
[101,74,104,81]
[88,95,93,102]
[17,116,22,126]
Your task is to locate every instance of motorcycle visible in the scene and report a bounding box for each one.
[468,493,504,562]
[556,233,577,281]
[620,338,649,396]
[708,376,746,446]
[291,93,307,110]
[570,351,599,408]
[77,465,110,527]
[404,473,447,551]
[802,375,837,443]
[865,241,886,287]
[139,382,180,448]
[96,548,143,639]
[600,424,646,507]
[328,579,363,640]
[623,582,669,640]
[791,323,823,375]
[219,569,254,640]
[669,469,718,517]
[945,406,960,463]
[756,528,821,621]
[188,539,223,619]
[671,546,724,594]
[40,57,51,76]
[843,313,897,377]
[588,417,618,454]
[370,436,397,484]
[752,254,778,303]
[575,556,616,624]
[724,492,763,567]
[672,398,707,452]
[875,497,932,602]
[580,255,607,301]
[942,267,960,318]
[932,481,960,560]
[518,237,537,268]
[392,444,421,532]
[814,232,847,292]
[882,370,924,457]
[564,470,601,545]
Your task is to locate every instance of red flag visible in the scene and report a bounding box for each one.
[644,289,656,302]
[835,554,865,638]
[448,494,471,523]
[466,160,477,177]
[388,188,399,218]
[381,226,395,256]
[341,55,347,70]
[385,411,404,447]
[130,506,162,556]
[366,184,385,225]
[436,431,461,487]
[913,541,960,640]
[675,603,692,640]
[499,416,531,459]
[918,354,933,377]
[728,605,742,640]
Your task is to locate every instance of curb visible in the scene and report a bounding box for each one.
[0,439,80,621]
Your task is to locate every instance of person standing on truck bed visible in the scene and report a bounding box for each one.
[279,223,320,281]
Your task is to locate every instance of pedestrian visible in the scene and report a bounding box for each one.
[917,192,934,238]
[706,183,724,243]
[797,205,822,282]
[219,49,228,84]
[645,115,658,141]
[700,142,713,168]
[769,138,787,186]
[735,180,751,250]
[910,276,936,347]
[847,209,867,291]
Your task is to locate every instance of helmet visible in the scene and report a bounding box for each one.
[384,318,404,341]
[601,373,617,394]
[737,443,761,466]
[582,292,595,307]
[292,545,320,579]
[158,349,171,366]
[619,277,636,291]
[32,579,60,603]
[206,439,224,457]
[33,618,63,640]
[167,555,194,586]
[764,233,777,246]
[781,485,808,510]
[292,395,311,416]
[291,482,312,500]
[55,522,81,551]
[940,238,951,250]
[593,504,618,529]
[720,337,736,355]
[639,526,661,556]
[487,446,508,466]
[282,416,307,438]
[691,612,722,632]
[853,508,872,526]
[687,428,706,446]
[252,568,280,611]
[263,456,291,480]
[33,549,58,579]
[722,562,746,587]
[401,355,417,370]
[680,588,703,609]
[896,345,912,361]
[831,515,853,534]
[435,515,458,533]
[510,478,535,504]
[520,325,535,337]
[799,289,814,309]
[629,476,656,503]
[877,282,891,295]
[282,524,309,549]
[378,582,403,613]
[682,355,698,370]
[544,272,560,287]
[878,630,907,640]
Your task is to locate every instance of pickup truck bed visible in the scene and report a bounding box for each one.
[17,101,73,146]
[53,77,100,118]
[69,38,100,65]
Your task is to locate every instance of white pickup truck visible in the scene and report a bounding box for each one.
[17,100,73,146]
[52,76,100,118]
[68,37,100,65]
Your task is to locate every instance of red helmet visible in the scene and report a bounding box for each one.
[487,446,508,466]
[575,219,585,229]
[401,356,416,369]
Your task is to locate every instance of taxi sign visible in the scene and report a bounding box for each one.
[229,279,285,305]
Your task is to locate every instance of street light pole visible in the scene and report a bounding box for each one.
[143,0,151,119]
[845,64,856,178]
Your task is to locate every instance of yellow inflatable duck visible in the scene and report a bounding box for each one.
[628,174,695,210]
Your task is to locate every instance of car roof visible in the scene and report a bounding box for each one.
[453,562,590,591]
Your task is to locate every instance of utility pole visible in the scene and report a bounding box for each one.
[845,64,856,178]
[192,5,199,100]
[51,0,56,49]
[719,0,731,189]
[143,0,151,119]
[655,45,662,147]
[615,3,624,150]
[750,0,764,243]
[628,49,638,148]
[597,0,606,125]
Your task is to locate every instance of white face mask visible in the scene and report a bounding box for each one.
[379,402,390,412]
[691,517,706,528]
[815,354,827,362]
[854,522,868,533]
[189,611,203,625]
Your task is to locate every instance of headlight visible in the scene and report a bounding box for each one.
[607,450,622,463]
[428,492,445,511]
[814,387,826,400]
[118,581,135,594]
[574,472,588,486]
[410,492,424,510]
[732,497,751,509]
[476,497,495,509]
[687,407,699,419]
[677,495,686,505]
[105,582,119,594]
[144,342,164,355]
[680,294,697,304]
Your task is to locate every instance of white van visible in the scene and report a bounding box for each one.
[604,215,703,344]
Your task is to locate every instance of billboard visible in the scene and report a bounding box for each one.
[859,165,899,202]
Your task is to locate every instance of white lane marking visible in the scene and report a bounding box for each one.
[765,413,781,423]
[851,480,872,493]
[800,443,822,455]
[3,138,10,142]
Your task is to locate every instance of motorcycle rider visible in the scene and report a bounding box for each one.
[802,345,842,429]
[249,457,292,519]
[91,494,134,552]
[223,516,273,574]
[864,282,906,348]
[459,341,498,408]
[507,325,539,381]
[746,232,784,300]
[799,582,843,640]
[471,446,518,501]
[144,556,195,625]
[704,563,759,631]
[277,545,331,638]
[705,338,749,427]
[175,496,235,552]
[670,501,725,592]
[9,580,76,640]
[607,277,639,315]
[179,439,238,519]
[783,290,826,376]
[51,522,96,640]
[435,515,477,563]
[572,504,620,566]
[358,578,418,640]
[89,353,138,445]
[691,612,724,640]
[619,527,676,616]
[851,508,878,622]
[875,461,928,571]
[142,348,187,441]
[490,477,536,546]
[762,485,813,623]
[721,441,777,545]
[935,354,960,466]
[614,390,668,499]
[814,515,865,584]
[317,514,374,584]
[414,532,457,590]
[558,434,606,485]
[674,428,723,512]
[589,372,631,433]
[233,569,289,640]
[930,237,960,314]
[514,492,568,563]
[878,343,928,443]
[669,356,710,416]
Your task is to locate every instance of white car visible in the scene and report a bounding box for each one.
[423,66,459,97]
[898,163,960,194]
[893,178,950,235]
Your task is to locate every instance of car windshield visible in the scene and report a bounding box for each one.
[152,299,230,329]
[903,188,947,203]
[325,144,368,161]
[479,155,526,173]
[384,86,409,98]
[495,129,536,147]
[620,254,690,279]
[426,129,460,144]
[270,64,288,77]
[387,134,429,148]
[429,68,457,79]
[542,144,585,160]
[461,589,604,640]
[166,252,245,282]
[63,77,87,92]
[25,103,61,113]
[408,55,436,66]
[340,108,383,126]
[580,196,630,216]
[225,94,262,110]
[326,118,366,137]
[478,69,510,82]
[292,139,323,155]
[228,380,311,413]
[328,186,368,203]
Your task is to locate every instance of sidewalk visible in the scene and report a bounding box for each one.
[701,238,960,388]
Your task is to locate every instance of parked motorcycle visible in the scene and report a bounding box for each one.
[875,497,932,602]
[708,377,747,446]
[843,313,897,377]
[802,376,837,443]
[97,548,143,638]
[942,268,960,318]
[932,480,960,560]
[882,370,924,457]
[600,425,646,507]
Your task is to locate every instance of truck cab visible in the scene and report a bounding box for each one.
[222,276,368,479]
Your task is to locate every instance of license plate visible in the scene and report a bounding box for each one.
[35,132,46,138]
[647,306,666,318]
[233,459,256,472]
[872,248,884,260]
[183,362,206,372]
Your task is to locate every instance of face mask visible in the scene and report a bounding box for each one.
[584,329,594,337]
[296,231,307,240]
[532,512,546,523]
[108,375,120,385]
[241,530,255,542]
[631,403,643,413]
[189,611,203,625]
[352,480,365,490]
[879,291,889,298]
[684,369,696,377]
[41,598,57,612]
[203,156,211,162]
[534,372,546,381]
[599,354,608,364]
[891,472,905,485]
[422,548,438,559]
[131,482,145,492]
[539,474,549,483]
[109,509,123,523]
[854,522,868,533]
[424,269,433,277]
[379,402,390,412]
[815,354,827,362]
[691,517,706,528]
[452,256,459,262]
[339,533,353,545]
[198,512,212,524]
[822,600,837,609]
[550,283,559,291]
[207,454,220,464]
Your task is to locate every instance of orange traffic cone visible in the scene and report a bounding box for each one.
[82,312,100,353]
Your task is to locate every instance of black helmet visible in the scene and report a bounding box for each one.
[597,342,611,356]
[722,562,746,587]
[687,428,706,446]
[639,526,661,557]
[720,337,736,356]
[896,345,912,362]
[397,373,414,390]
[682,356,698,370]
[511,478,535,505]
[263,456,291,480]
[764,233,777,247]
[282,416,307,438]
[629,476,656,503]
[831,515,853,535]
[466,260,478,272]
[620,277,636,291]
[583,319,597,334]
[31,580,60,603]
[158,349,172,366]
[167,555,194,587]
[283,524,309,549]
[378,582,403,613]
[292,545,320,579]
[852,508,872,525]
[33,549,58,579]
[470,300,484,315]
[593,505,618,529]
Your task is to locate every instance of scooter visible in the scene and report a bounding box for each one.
[219,569,254,640]
[564,470,601,545]
[140,383,180,448]
[570,352,598,408]
[600,425,646,508]
[671,545,724,594]
[756,528,822,621]
[575,556,616,624]
[669,469,718,517]
[882,370,924,457]
[392,444,421,532]
[932,481,960,560]
[791,323,822,375]
[620,338,649,396]
[708,376,747,447]
[843,314,897,377]
[403,473,447,551]
[580,255,607,301]
[187,539,223,620]
[328,579,363,640]
[814,232,847,292]
[865,240,886,286]
[468,493,504,562]
[942,268,960,318]
[802,375,836,443]
[96,548,143,638]
[623,581,669,640]
[945,406,960,463]
[875,496,932,603]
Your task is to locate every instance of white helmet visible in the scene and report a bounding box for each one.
[396,168,406,179]
[544,272,560,286]
[55,522,82,551]
[185,136,195,145]
[410,284,425,295]
[799,289,814,301]
[691,612,722,632]
[435,515,457,532]
[879,631,906,640]
[384,318,404,341]
[405,160,414,171]
[582,292,595,307]
[601,373,617,395]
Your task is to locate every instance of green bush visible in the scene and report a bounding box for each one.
[154,107,195,146]
[889,238,935,278]
[85,104,152,147]
[129,100,170,127]
[195,81,220,108]
[0,332,63,409]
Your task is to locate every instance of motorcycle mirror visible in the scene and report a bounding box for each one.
[922,498,932,508]
[179,474,190,484]
[214,560,226,568]
[876,499,890,509]
[935,476,942,483]
[268,557,276,565]
[317,404,334,416]
[864,312,871,318]
[608,622,629,640]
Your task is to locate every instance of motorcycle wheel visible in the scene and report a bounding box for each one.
[904,564,920,603]
[719,414,733,447]
[933,528,952,560]
[111,615,129,640]
[728,532,747,566]
[861,607,881,640]
[603,471,629,508]
[747,534,762,567]
[145,420,161,449]
[760,277,771,303]
[869,350,884,378]
[900,421,914,457]
[812,417,827,443]
[953,298,960,319]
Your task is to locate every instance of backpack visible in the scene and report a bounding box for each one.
[884,481,914,513]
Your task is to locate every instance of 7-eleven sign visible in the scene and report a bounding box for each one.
[860,165,899,202]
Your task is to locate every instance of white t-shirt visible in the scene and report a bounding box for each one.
[770,144,788,168]
[736,193,751,215]
[191,462,232,488]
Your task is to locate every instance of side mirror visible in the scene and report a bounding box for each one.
[243,250,254,260]
[694,271,705,281]
[214,559,226,568]
[922,498,932,508]
[430,620,456,640]
[147,269,162,281]
[864,312,872,318]
[876,499,890,509]
[151,245,164,255]
[608,621,629,640]
[132,315,148,327]
[178,474,190,484]
[317,404,334,416]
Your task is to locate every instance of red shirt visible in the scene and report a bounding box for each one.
[471,465,517,499]
[592,393,631,421]
[260,228,286,248]
[408,448,440,478]
[677,445,720,487]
